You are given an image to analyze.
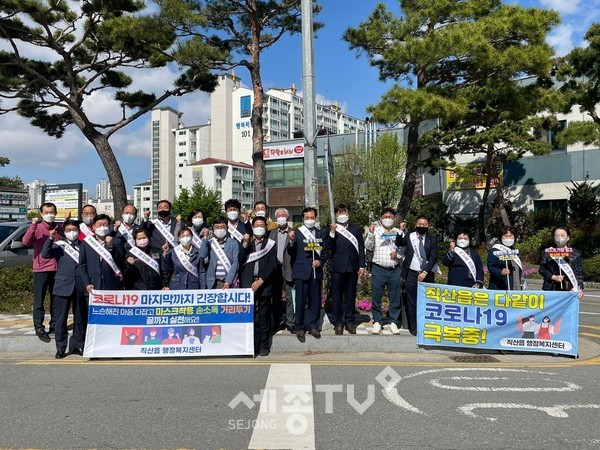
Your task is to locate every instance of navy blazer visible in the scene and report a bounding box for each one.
[78,238,125,290]
[397,231,439,282]
[327,223,366,273]
[113,223,141,253]
[162,244,204,290]
[442,247,484,288]
[239,238,278,297]
[200,236,240,288]
[142,217,181,249]
[288,227,329,281]
[539,248,584,291]
[41,238,84,297]
[487,247,521,290]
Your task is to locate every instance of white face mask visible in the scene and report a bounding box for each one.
[336,214,349,224]
[65,230,79,242]
[214,229,227,239]
[227,211,239,221]
[456,239,470,248]
[192,217,204,227]
[42,214,55,223]
[381,218,394,228]
[122,214,135,224]
[554,237,568,247]
[276,217,288,227]
[255,210,266,217]
[303,219,316,229]
[136,238,149,248]
[253,227,266,238]
[179,236,192,246]
[501,238,514,247]
[83,216,94,225]
[95,226,109,237]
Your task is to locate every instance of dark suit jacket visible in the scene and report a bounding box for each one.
[288,227,329,281]
[78,238,125,290]
[538,248,584,291]
[41,238,83,297]
[327,223,365,273]
[142,217,181,249]
[113,223,141,254]
[269,227,293,282]
[397,231,439,282]
[239,238,278,297]
[124,246,166,290]
[442,247,484,288]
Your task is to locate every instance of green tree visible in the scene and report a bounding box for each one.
[567,178,600,227]
[159,0,321,203]
[0,0,227,214]
[0,157,24,188]
[344,0,560,227]
[0,156,9,166]
[173,180,223,224]
[557,23,600,148]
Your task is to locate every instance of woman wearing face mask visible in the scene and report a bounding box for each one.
[186,209,208,242]
[161,227,205,289]
[442,229,484,288]
[538,226,584,299]
[123,229,167,290]
[487,225,523,291]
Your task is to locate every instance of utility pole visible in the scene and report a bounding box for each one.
[301,0,318,208]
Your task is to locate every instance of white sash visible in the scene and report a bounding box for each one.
[152,219,176,247]
[298,225,321,256]
[173,245,198,278]
[118,223,136,248]
[246,239,275,264]
[210,237,232,273]
[336,224,359,254]
[79,223,93,237]
[190,227,203,249]
[84,235,122,278]
[453,247,477,282]
[410,232,441,274]
[130,246,160,275]
[228,223,244,243]
[546,247,578,291]
[492,244,523,270]
[54,240,79,264]
[376,226,398,252]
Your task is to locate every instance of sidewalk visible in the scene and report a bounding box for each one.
[2,313,599,362]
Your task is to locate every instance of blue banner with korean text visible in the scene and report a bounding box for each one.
[417,283,579,356]
[83,289,255,358]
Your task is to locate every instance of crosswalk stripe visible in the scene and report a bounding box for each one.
[248,364,315,449]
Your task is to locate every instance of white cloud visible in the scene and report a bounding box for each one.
[175,91,212,125]
[111,124,152,159]
[547,23,575,57]
[539,0,581,15]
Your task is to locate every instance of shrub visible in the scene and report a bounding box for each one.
[0,266,35,314]
[516,227,552,264]
[583,254,600,283]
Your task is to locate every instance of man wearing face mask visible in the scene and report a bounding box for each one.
[288,207,329,340]
[23,202,60,340]
[270,208,295,333]
[113,204,140,253]
[142,200,182,250]
[442,229,484,289]
[123,229,166,290]
[240,217,278,356]
[397,215,439,336]
[78,204,97,239]
[252,200,277,231]
[201,216,240,289]
[328,204,366,335]
[224,198,252,244]
[42,220,85,358]
[365,208,405,335]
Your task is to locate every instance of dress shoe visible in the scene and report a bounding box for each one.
[409,329,417,336]
[334,324,343,335]
[308,329,321,339]
[296,330,305,342]
[259,349,270,357]
[55,351,66,359]
[71,348,84,356]
[344,323,357,335]
[287,325,296,334]
[35,328,50,341]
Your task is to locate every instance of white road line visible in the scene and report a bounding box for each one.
[458,403,600,422]
[248,363,315,450]
[580,312,600,315]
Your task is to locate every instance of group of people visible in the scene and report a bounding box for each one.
[25,198,585,359]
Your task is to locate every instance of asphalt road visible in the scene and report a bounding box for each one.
[579,288,600,344]
[1,357,599,449]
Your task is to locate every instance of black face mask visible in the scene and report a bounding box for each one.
[416,226,429,235]
[158,210,170,219]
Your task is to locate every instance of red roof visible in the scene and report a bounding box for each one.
[189,158,253,169]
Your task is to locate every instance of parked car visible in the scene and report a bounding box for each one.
[0,222,33,268]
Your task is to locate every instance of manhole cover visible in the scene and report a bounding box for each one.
[449,355,501,363]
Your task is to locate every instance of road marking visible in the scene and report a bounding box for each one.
[579,312,600,315]
[580,332,600,339]
[581,294,600,298]
[580,325,600,331]
[458,403,600,422]
[429,376,580,392]
[248,363,315,449]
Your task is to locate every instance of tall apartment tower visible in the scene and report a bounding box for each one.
[151,107,180,212]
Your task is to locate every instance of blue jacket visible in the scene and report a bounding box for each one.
[78,237,125,290]
[442,247,484,288]
[162,244,204,290]
[41,238,84,297]
[487,247,521,290]
[200,236,240,288]
[288,227,328,281]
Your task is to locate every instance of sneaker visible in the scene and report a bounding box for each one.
[372,322,381,335]
[389,322,400,335]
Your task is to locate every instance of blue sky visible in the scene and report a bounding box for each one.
[2,0,599,197]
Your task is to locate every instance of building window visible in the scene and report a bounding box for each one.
[178,130,186,135]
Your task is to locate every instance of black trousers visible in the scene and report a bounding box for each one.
[71,293,89,350]
[255,294,272,353]
[53,289,76,353]
[33,271,55,332]
[404,270,435,331]
[270,269,287,329]
[330,271,358,326]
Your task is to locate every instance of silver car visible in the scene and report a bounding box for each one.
[0,222,34,268]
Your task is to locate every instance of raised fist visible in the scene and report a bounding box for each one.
[32,217,39,225]
[288,230,295,241]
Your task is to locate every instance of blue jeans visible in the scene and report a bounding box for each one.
[370,265,401,326]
